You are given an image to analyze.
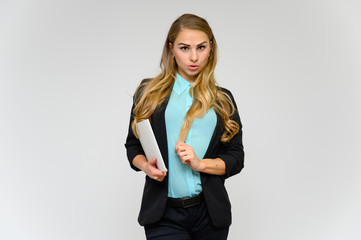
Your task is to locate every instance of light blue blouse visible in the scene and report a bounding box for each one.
[165,74,217,198]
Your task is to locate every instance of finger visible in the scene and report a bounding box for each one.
[175,141,183,148]
[175,141,187,151]
[154,173,166,182]
[152,167,167,176]
[151,169,163,177]
[175,145,183,153]
[148,158,156,167]
[181,154,189,161]
[175,142,181,152]
[183,156,190,162]
[182,159,190,166]
[179,151,189,158]
[179,154,186,162]
[177,146,187,153]
[153,171,164,178]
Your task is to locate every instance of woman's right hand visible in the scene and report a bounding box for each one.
[143,158,167,182]
[132,155,167,182]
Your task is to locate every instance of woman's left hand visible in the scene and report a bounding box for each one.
[175,141,203,172]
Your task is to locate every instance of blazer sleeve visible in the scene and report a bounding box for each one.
[216,88,245,178]
[124,79,151,171]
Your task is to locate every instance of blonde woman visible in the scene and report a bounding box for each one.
[125,13,244,240]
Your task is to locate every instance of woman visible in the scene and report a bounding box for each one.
[125,13,244,240]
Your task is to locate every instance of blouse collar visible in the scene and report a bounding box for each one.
[173,73,191,95]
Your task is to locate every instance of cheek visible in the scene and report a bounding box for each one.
[175,54,187,64]
[201,52,211,63]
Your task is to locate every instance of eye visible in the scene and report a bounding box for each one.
[198,45,206,51]
[180,46,189,51]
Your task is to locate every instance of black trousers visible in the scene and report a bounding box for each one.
[144,200,229,240]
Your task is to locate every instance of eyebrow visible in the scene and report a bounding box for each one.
[177,41,208,46]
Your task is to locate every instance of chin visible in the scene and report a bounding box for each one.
[188,71,200,76]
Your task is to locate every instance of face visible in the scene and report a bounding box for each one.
[169,29,212,83]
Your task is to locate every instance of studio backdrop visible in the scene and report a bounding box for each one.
[1,0,360,239]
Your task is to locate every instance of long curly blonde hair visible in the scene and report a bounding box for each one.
[132,14,239,143]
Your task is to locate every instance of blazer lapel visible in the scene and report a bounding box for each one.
[150,98,170,169]
[204,114,223,158]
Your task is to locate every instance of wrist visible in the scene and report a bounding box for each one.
[132,154,148,172]
[140,159,149,172]
[197,159,206,172]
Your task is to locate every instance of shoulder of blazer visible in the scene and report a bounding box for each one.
[218,86,239,114]
[133,78,153,103]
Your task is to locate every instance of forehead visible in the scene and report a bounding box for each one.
[174,29,209,44]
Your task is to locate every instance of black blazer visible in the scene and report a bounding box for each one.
[125,80,244,228]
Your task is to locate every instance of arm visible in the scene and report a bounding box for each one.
[217,88,244,178]
[125,79,152,171]
[125,100,167,180]
[175,88,244,177]
[200,158,226,175]
[125,78,163,175]
[175,141,225,175]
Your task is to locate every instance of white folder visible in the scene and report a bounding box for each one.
[136,119,167,172]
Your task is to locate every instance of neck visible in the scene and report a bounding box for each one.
[177,72,196,83]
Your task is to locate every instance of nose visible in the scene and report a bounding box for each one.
[190,49,198,62]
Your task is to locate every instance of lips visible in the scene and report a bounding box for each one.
[188,65,199,71]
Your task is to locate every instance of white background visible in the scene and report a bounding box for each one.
[1,0,360,239]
